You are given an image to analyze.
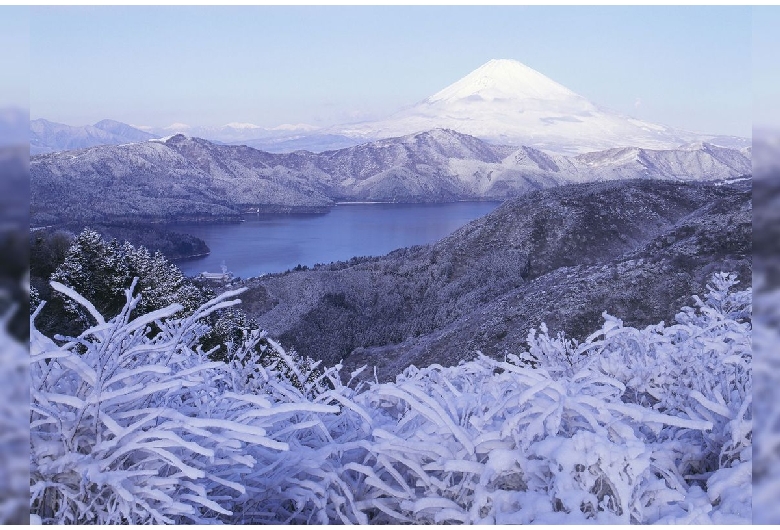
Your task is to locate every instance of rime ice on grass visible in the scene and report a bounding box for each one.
[30,273,751,524]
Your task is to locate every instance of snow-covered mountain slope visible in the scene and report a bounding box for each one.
[30,119,157,155]
[30,136,334,225]
[31,130,750,225]
[569,142,752,182]
[334,59,749,155]
[246,180,750,382]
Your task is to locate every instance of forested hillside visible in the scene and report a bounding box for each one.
[31,130,750,226]
[234,179,751,379]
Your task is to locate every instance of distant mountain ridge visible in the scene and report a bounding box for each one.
[31,129,751,226]
[31,117,361,155]
[30,119,157,155]
[32,59,749,155]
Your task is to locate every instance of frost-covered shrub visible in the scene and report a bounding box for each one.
[342,357,712,524]
[510,272,752,523]
[30,280,338,524]
[592,273,750,520]
[224,364,373,524]
[0,299,29,524]
[30,272,752,525]
[521,323,588,376]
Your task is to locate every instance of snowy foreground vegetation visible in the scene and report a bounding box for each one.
[753,271,780,523]
[1,295,29,524]
[30,273,751,524]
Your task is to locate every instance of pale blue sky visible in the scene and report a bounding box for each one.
[30,6,751,137]
[0,6,29,109]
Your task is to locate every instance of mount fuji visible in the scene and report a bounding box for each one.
[333,59,748,155]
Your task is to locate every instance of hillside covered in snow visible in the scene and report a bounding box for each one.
[229,178,751,380]
[30,129,750,226]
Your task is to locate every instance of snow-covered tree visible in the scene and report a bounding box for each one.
[120,241,206,317]
[49,229,129,327]
[49,229,207,331]
[42,229,268,363]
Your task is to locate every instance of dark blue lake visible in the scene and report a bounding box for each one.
[173,201,501,278]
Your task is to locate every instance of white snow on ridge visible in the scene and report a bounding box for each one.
[149,134,180,143]
[270,123,320,132]
[224,122,263,129]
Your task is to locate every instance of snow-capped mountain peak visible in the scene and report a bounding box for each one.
[427,59,579,104]
[29,118,156,155]
[333,59,747,155]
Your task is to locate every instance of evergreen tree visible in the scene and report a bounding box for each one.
[44,228,262,364]
[121,241,207,317]
[50,229,130,330]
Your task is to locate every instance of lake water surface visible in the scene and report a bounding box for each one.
[174,202,501,278]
